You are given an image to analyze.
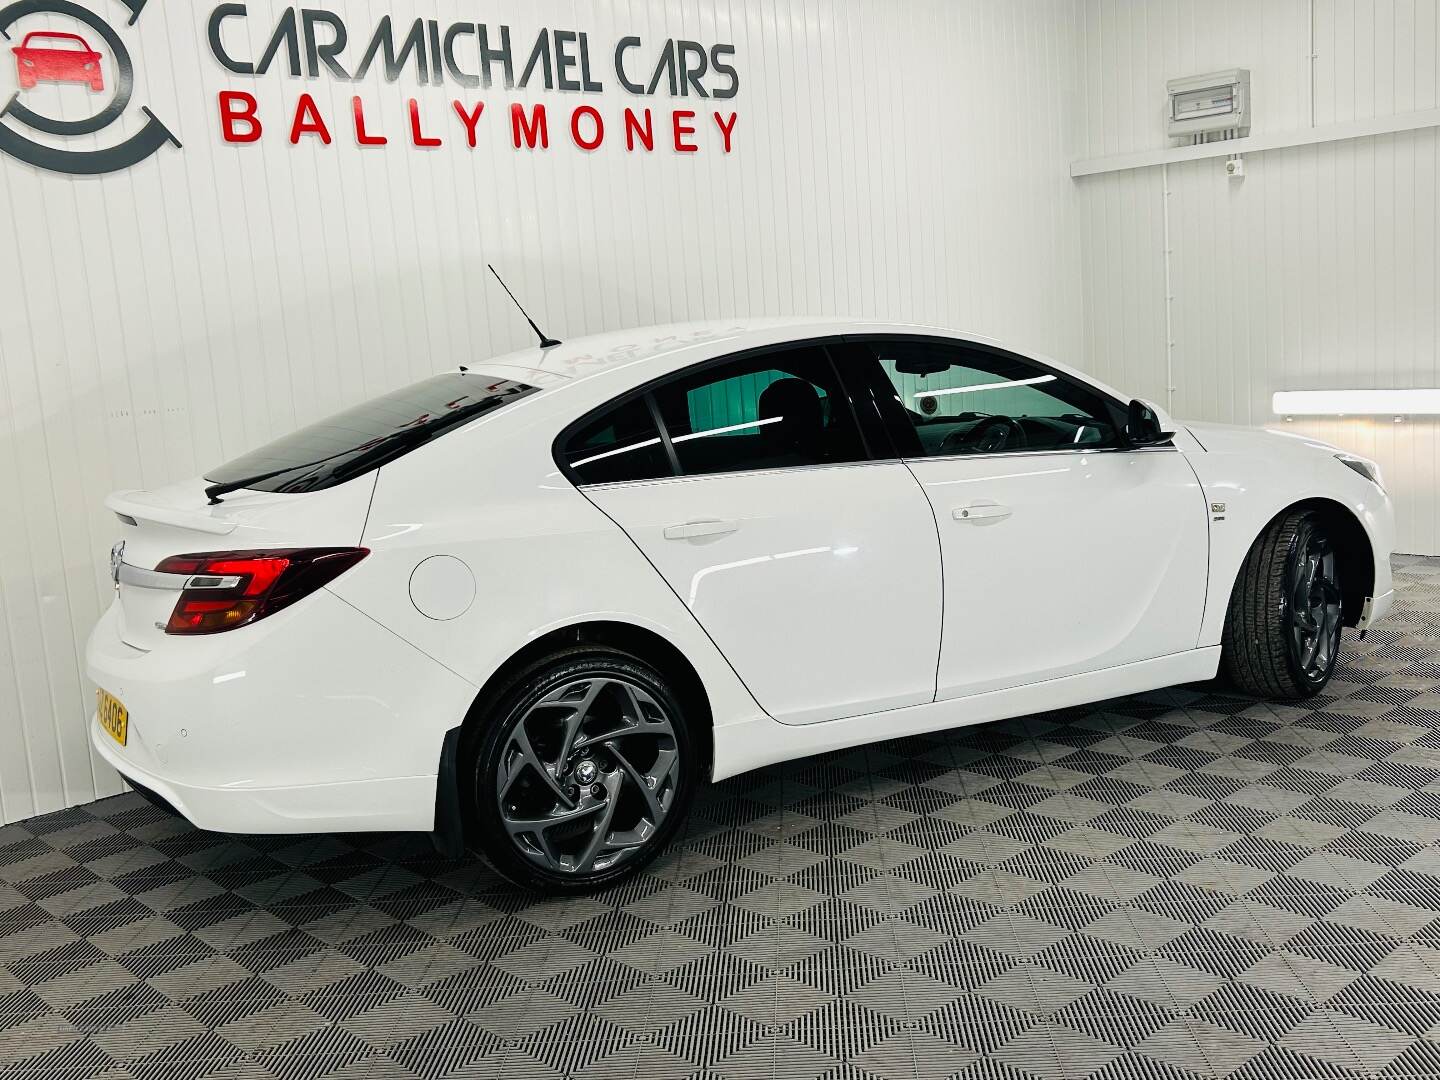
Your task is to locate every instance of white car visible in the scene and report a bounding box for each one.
[87,319,1394,892]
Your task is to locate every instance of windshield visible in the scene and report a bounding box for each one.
[205,373,537,494]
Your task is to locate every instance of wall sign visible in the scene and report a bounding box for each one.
[0,1,740,176]
[0,0,180,175]
[208,7,741,156]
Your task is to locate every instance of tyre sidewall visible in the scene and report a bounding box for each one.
[465,649,696,894]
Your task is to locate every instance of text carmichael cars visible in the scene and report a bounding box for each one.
[88,319,1393,892]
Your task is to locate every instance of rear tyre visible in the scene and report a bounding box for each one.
[1220,510,1343,700]
[464,647,696,894]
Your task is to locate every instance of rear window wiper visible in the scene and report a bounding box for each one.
[203,398,506,504]
[205,448,354,504]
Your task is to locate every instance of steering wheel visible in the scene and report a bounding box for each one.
[941,416,1028,455]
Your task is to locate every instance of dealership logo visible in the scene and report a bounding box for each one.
[2,3,738,175]
[0,0,178,174]
[207,9,740,156]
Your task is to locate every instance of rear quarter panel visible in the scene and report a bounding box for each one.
[324,383,768,741]
[1183,423,1394,646]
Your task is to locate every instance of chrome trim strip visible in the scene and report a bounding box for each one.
[183,574,244,590]
[905,445,1180,465]
[581,458,904,490]
[576,445,1180,488]
[116,562,188,591]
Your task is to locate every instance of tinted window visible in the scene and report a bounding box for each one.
[562,397,671,484]
[206,373,536,493]
[867,342,1118,457]
[652,346,867,476]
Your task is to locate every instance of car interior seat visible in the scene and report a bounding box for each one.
[757,378,829,466]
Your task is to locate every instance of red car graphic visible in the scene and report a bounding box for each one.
[13,30,104,92]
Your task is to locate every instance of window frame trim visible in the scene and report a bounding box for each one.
[553,336,880,487]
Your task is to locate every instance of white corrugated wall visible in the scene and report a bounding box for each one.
[0,0,1086,824]
[1076,0,1440,554]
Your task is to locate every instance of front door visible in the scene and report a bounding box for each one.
[853,337,1209,701]
[565,343,943,725]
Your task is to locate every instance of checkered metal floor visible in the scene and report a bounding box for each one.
[5,558,1440,1080]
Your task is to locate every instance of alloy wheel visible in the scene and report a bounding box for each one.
[1285,533,1342,683]
[494,675,681,876]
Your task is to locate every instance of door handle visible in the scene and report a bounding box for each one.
[663,519,739,540]
[953,503,1011,523]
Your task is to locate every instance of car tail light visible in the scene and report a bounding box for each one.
[156,548,368,635]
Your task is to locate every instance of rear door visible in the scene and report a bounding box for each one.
[566,342,943,726]
[849,336,1209,700]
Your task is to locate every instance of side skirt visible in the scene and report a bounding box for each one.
[710,647,1222,782]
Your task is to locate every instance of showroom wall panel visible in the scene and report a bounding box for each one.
[1076,0,1440,555]
[0,0,1085,823]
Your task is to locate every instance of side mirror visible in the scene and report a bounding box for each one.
[1126,399,1175,446]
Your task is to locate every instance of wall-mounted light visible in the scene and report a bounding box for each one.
[1272,389,1440,416]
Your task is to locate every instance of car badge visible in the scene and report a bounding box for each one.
[110,540,125,589]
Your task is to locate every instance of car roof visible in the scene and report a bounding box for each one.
[23,30,89,43]
[468,317,1129,406]
[471,318,821,385]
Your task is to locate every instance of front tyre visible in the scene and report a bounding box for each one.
[1221,510,1343,700]
[465,647,696,894]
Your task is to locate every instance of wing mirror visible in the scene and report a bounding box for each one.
[1125,399,1175,447]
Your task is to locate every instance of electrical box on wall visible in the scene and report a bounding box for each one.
[1166,69,1251,139]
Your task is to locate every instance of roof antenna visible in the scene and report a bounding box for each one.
[488,264,561,349]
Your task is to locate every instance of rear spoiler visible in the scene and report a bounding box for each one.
[105,490,238,536]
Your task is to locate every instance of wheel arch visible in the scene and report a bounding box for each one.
[1229,497,1375,628]
[431,619,715,858]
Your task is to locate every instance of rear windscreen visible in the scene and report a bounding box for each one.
[205,373,537,494]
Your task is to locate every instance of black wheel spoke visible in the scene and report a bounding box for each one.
[1320,598,1342,666]
[502,799,604,838]
[1284,533,1341,684]
[542,679,605,773]
[501,723,575,809]
[575,771,625,873]
[574,685,675,750]
[610,741,677,827]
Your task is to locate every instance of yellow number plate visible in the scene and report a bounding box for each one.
[97,689,128,747]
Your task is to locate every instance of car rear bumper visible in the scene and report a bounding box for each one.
[85,590,477,835]
[90,721,440,833]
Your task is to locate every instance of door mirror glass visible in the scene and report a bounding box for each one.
[1126,399,1174,446]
